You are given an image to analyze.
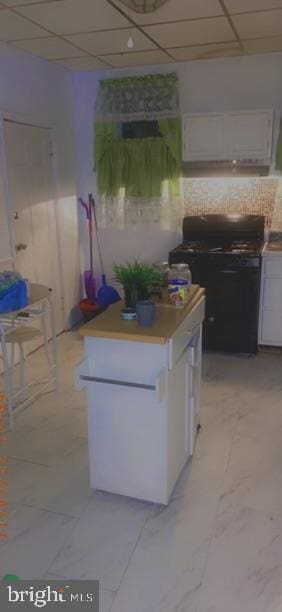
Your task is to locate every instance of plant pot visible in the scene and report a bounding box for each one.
[124,287,150,309]
[124,287,137,309]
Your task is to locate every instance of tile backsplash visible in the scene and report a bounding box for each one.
[183,177,282,230]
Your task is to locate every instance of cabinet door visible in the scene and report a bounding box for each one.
[188,328,202,455]
[260,310,282,345]
[262,277,282,311]
[183,114,223,161]
[166,348,189,497]
[223,110,273,160]
[259,257,282,346]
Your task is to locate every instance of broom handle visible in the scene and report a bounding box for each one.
[89,209,94,274]
[89,194,104,276]
[79,197,93,273]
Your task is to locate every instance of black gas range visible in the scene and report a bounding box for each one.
[169,214,265,354]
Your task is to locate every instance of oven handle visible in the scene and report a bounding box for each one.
[218,269,240,274]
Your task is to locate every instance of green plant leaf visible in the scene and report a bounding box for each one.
[112,260,161,291]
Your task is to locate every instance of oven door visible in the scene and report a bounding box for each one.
[190,261,261,353]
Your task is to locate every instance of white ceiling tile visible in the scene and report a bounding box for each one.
[53,56,107,70]
[17,0,130,35]
[143,17,235,48]
[225,0,282,13]
[100,49,171,67]
[0,8,49,40]
[244,35,282,54]
[113,0,223,25]
[233,9,282,39]
[169,42,242,61]
[66,28,155,55]
[12,36,85,59]
[2,0,59,5]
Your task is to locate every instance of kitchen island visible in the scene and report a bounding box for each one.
[76,285,205,504]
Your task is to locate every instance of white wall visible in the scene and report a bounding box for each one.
[72,51,282,282]
[0,43,79,327]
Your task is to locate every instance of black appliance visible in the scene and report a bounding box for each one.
[169,214,265,354]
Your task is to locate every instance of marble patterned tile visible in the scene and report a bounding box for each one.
[49,491,155,590]
[11,385,88,440]
[109,421,234,612]
[100,588,116,612]
[2,331,282,612]
[6,424,87,467]
[109,488,211,611]
[194,505,282,612]
[8,458,50,510]
[0,505,76,579]
[9,441,92,517]
[214,400,282,518]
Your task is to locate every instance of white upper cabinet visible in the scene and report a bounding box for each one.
[182,113,223,161]
[182,110,273,162]
[223,111,273,160]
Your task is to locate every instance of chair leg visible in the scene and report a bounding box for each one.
[10,343,15,388]
[1,336,14,431]
[19,343,25,394]
[41,315,51,368]
[49,299,57,391]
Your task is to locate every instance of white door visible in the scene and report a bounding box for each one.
[4,120,64,333]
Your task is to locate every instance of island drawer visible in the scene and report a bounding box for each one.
[168,296,205,369]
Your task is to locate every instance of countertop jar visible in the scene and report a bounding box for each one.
[153,261,170,287]
[168,263,192,307]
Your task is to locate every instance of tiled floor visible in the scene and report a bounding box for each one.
[1,331,282,612]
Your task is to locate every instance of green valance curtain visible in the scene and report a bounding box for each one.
[94,73,181,199]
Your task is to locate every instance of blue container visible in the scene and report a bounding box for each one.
[0,280,28,314]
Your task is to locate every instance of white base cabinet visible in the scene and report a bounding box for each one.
[259,252,282,346]
[76,298,205,505]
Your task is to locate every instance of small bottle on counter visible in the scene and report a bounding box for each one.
[168,263,192,307]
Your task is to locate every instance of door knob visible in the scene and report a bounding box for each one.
[15,242,27,252]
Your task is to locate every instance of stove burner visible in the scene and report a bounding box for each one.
[176,239,264,255]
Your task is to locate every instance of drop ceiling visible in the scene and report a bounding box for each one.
[1,0,282,70]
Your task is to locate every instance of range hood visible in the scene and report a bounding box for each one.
[182,160,270,178]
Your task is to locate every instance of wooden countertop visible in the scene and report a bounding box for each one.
[80,285,205,344]
[263,242,282,254]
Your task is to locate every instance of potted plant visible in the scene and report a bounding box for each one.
[113,261,161,309]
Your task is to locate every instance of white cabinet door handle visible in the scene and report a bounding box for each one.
[155,368,167,402]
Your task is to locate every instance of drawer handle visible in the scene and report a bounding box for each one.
[80,375,155,390]
[80,368,167,402]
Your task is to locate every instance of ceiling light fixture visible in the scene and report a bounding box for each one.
[127,35,134,48]
[118,0,169,13]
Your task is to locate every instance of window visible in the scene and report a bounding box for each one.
[121,120,161,139]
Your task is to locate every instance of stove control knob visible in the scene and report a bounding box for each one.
[240,259,248,267]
